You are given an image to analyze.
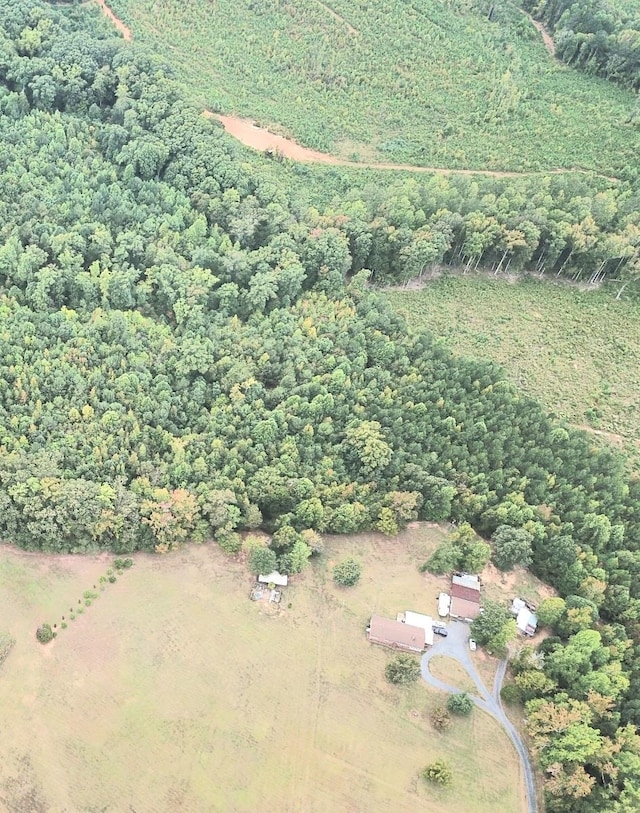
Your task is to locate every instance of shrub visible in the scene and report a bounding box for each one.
[108,575,117,583]
[447,692,474,716]
[85,599,92,607]
[36,624,54,644]
[215,528,242,555]
[385,654,421,685]
[430,705,452,731]
[500,683,522,705]
[70,613,76,621]
[61,622,68,630]
[422,760,453,786]
[123,558,133,568]
[333,557,362,587]
[77,606,84,614]
[248,545,277,576]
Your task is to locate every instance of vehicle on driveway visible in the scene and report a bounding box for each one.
[469,638,477,651]
[433,626,448,637]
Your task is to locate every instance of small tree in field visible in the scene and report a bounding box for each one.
[385,654,421,685]
[447,692,474,716]
[422,760,453,786]
[333,557,362,586]
[430,705,452,731]
[36,624,54,644]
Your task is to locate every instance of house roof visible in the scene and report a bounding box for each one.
[451,583,481,603]
[258,571,288,587]
[368,615,425,651]
[450,596,482,619]
[403,611,434,646]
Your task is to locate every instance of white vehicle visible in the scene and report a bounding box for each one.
[469,638,477,652]
[437,592,451,618]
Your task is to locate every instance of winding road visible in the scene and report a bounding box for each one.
[422,622,538,813]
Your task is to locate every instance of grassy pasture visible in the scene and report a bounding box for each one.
[386,275,640,463]
[0,526,532,812]
[106,0,640,174]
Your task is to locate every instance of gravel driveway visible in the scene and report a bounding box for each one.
[422,621,538,813]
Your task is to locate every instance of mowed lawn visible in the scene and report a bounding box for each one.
[387,275,640,462]
[0,526,527,813]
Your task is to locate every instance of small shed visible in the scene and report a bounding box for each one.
[258,571,288,587]
[516,607,538,636]
[401,611,434,646]
[368,615,425,653]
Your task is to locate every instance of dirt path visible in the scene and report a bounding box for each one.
[520,9,555,56]
[94,0,132,41]
[212,113,615,180]
[314,0,359,35]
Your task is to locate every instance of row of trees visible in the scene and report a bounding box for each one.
[1,3,640,807]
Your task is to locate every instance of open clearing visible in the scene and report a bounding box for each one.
[0,526,532,812]
[386,275,640,463]
[106,0,639,174]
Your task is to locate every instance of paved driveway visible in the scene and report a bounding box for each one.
[422,621,538,813]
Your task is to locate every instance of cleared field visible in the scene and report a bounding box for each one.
[106,0,640,173]
[0,526,529,813]
[386,275,640,463]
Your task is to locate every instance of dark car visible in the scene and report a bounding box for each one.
[433,626,448,637]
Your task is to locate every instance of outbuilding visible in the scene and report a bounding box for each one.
[398,611,434,646]
[450,574,481,621]
[258,571,288,587]
[516,607,538,636]
[367,615,426,653]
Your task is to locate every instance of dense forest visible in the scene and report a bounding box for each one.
[522,0,640,90]
[2,0,640,809]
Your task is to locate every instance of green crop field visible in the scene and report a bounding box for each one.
[107,0,640,173]
[386,275,640,463]
[0,528,537,812]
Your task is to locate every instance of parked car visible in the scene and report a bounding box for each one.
[469,638,477,651]
[437,592,451,618]
[433,626,448,637]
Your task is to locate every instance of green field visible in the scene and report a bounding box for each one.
[0,527,538,813]
[386,275,640,461]
[107,0,640,173]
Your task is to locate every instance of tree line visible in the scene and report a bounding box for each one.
[521,0,640,91]
[1,1,640,808]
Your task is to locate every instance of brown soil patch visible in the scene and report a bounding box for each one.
[520,10,555,57]
[211,113,617,181]
[94,0,132,41]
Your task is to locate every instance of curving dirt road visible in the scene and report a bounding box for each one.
[93,0,613,184]
[94,0,132,40]
[520,10,556,57]
[422,622,538,813]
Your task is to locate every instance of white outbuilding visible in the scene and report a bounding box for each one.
[398,611,435,646]
[258,571,288,587]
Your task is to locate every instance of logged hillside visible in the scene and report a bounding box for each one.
[108,0,640,174]
[387,276,640,460]
[2,2,640,811]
